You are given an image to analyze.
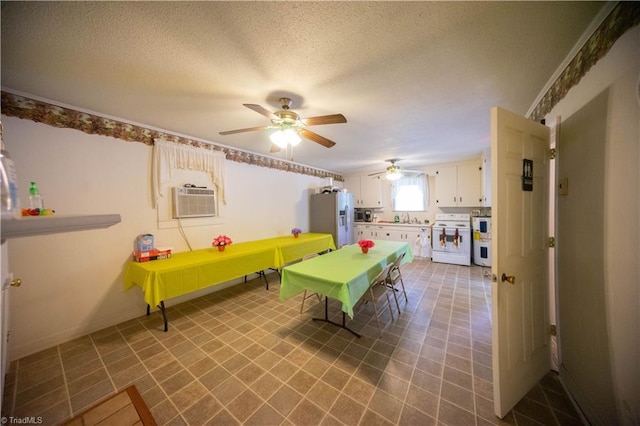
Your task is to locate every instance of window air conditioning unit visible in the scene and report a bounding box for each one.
[172,187,216,218]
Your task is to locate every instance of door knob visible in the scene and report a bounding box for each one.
[501,273,515,284]
[11,278,22,287]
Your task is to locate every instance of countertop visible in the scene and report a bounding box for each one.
[354,221,431,227]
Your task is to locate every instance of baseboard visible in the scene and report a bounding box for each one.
[559,364,594,426]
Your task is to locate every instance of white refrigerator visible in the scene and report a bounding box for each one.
[310,192,355,248]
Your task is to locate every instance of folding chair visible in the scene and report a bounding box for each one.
[359,263,395,337]
[386,251,407,313]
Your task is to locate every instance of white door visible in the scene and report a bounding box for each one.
[491,107,551,418]
[1,240,12,406]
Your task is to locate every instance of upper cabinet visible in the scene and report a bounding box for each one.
[481,149,492,207]
[344,175,383,208]
[434,163,482,207]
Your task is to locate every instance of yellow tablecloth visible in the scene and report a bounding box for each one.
[124,233,335,308]
[279,240,413,318]
[270,233,336,265]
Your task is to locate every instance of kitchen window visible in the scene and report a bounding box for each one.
[391,174,428,211]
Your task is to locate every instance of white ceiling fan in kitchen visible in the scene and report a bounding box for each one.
[219,97,347,154]
[368,159,423,181]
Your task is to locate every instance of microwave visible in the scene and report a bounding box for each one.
[355,209,372,222]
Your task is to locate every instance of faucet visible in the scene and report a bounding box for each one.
[402,212,410,223]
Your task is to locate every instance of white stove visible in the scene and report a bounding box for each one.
[432,213,471,266]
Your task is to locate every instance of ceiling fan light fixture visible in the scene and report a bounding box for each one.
[270,128,301,148]
[386,170,402,181]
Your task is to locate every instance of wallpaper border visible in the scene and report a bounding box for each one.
[0,91,343,182]
[529,2,640,122]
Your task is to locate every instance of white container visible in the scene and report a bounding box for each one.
[0,149,20,218]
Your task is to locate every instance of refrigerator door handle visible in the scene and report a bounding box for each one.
[345,203,349,232]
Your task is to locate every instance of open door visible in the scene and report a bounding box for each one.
[491,107,551,418]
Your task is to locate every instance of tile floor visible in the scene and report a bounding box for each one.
[1,259,583,425]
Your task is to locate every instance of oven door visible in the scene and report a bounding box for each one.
[433,226,470,252]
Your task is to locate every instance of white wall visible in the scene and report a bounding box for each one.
[1,115,327,360]
[545,25,639,425]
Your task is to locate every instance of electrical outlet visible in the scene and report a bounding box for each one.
[559,178,569,196]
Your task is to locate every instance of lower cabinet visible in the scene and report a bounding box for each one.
[382,227,421,243]
[354,224,423,243]
[356,224,386,239]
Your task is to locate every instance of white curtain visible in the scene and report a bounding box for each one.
[391,174,428,211]
[152,139,226,206]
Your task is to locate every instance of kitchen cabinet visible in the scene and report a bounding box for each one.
[434,163,482,207]
[381,227,414,242]
[355,224,426,243]
[344,175,383,208]
[357,224,385,239]
[354,224,389,239]
[383,226,427,246]
[355,223,431,257]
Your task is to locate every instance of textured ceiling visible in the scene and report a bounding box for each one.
[1,1,605,174]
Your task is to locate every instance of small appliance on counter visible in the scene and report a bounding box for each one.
[354,208,373,222]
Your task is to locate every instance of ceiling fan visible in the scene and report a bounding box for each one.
[369,159,423,181]
[219,97,347,153]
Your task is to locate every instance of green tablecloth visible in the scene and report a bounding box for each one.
[279,240,413,318]
[124,233,335,307]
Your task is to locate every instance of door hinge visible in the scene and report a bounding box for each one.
[550,148,556,160]
[548,237,555,248]
[550,324,557,336]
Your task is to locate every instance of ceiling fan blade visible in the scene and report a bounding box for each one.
[299,129,336,148]
[368,171,385,177]
[219,125,270,135]
[243,104,279,120]
[302,114,347,126]
[269,144,281,153]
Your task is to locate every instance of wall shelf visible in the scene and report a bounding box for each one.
[1,214,121,240]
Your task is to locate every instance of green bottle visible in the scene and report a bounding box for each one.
[29,181,44,210]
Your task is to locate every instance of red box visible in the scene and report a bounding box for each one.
[133,248,172,262]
